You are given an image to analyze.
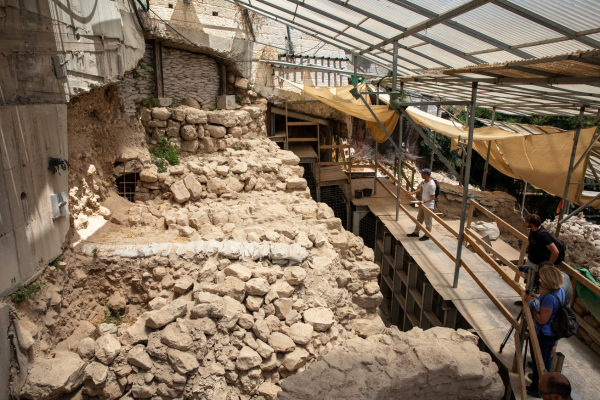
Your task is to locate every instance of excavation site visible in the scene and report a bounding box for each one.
[2,1,600,400]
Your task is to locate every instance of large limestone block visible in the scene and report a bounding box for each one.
[286,177,307,191]
[84,361,108,385]
[208,110,237,127]
[230,161,248,173]
[288,322,313,345]
[226,176,244,192]
[185,108,207,124]
[282,347,311,371]
[207,125,227,138]
[161,322,193,351]
[257,382,281,400]
[246,278,270,296]
[277,151,300,165]
[21,352,87,400]
[140,166,158,183]
[283,267,306,285]
[127,344,154,369]
[220,296,243,330]
[303,308,334,332]
[236,346,262,371]
[221,276,246,301]
[183,174,203,200]
[268,332,296,352]
[253,319,271,342]
[235,110,252,125]
[170,180,191,203]
[207,177,228,195]
[152,107,171,120]
[224,264,252,281]
[95,334,121,364]
[352,292,383,309]
[180,125,198,140]
[168,349,199,374]
[317,203,335,219]
[355,261,380,280]
[120,313,153,345]
[203,137,216,153]
[146,298,188,328]
[234,77,249,89]
[351,317,385,338]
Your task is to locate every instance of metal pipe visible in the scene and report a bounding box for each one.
[430,132,437,170]
[559,192,600,224]
[453,82,478,289]
[391,41,398,92]
[286,25,294,54]
[521,182,528,218]
[359,94,402,154]
[555,106,586,237]
[570,131,600,174]
[374,142,378,195]
[482,107,495,190]
[397,114,404,222]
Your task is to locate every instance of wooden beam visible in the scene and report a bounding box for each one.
[320,144,353,149]
[286,121,319,126]
[466,228,523,279]
[523,301,547,377]
[271,106,331,126]
[514,332,528,400]
[470,200,528,243]
[558,262,600,297]
[154,40,164,98]
[288,138,318,142]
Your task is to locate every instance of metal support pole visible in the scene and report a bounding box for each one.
[521,182,528,218]
[374,142,378,194]
[396,114,404,221]
[559,191,600,224]
[482,107,495,191]
[430,132,437,170]
[555,106,586,237]
[453,82,478,289]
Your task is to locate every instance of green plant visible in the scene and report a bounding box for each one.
[213,108,220,112]
[233,142,241,151]
[102,297,128,326]
[133,60,154,80]
[49,256,63,267]
[152,157,168,173]
[11,281,47,303]
[235,96,242,105]
[141,95,157,108]
[92,248,98,255]
[152,138,180,167]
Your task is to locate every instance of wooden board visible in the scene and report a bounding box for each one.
[289,144,317,160]
[318,166,348,185]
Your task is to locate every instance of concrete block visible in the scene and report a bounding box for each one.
[217,95,236,110]
[157,98,172,107]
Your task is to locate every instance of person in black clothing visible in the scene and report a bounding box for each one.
[525,214,560,268]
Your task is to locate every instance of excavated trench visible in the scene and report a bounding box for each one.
[4,85,505,400]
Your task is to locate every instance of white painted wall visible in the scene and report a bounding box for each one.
[0,105,70,298]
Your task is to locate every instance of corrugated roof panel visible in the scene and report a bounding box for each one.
[412,44,474,68]
[474,51,524,64]
[396,48,445,69]
[303,0,366,25]
[451,3,564,46]
[358,18,405,39]
[348,0,429,29]
[524,40,595,58]
[408,0,471,14]
[415,24,500,53]
[516,0,600,32]
[343,27,384,44]
[293,7,349,32]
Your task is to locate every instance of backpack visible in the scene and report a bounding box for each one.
[549,232,567,265]
[549,292,579,339]
[433,179,441,205]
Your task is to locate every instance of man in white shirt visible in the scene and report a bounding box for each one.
[407,168,436,242]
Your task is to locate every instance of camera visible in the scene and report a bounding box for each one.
[518,265,540,294]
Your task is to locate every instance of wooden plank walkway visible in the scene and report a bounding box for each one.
[350,177,600,400]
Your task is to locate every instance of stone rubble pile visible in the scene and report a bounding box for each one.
[278,326,504,400]
[545,214,600,280]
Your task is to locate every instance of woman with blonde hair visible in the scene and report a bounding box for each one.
[524,265,566,398]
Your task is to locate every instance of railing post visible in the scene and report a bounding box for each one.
[482,107,495,191]
[466,200,475,229]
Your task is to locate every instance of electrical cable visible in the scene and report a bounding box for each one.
[130,0,151,32]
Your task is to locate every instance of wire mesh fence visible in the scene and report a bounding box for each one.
[300,163,317,199]
[359,211,377,250]
[320,185,348,230]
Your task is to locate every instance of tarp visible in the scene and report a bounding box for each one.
[288,82,599,207]
[573,268,600,322]
[285,80,398,143]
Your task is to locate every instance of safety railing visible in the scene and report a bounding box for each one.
[372,173,548,398]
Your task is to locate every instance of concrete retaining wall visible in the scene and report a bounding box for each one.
[0,105,70,298]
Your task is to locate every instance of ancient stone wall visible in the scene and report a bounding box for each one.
[278,326,504,400]
[162,47,221,110]
[118,42,157,116]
